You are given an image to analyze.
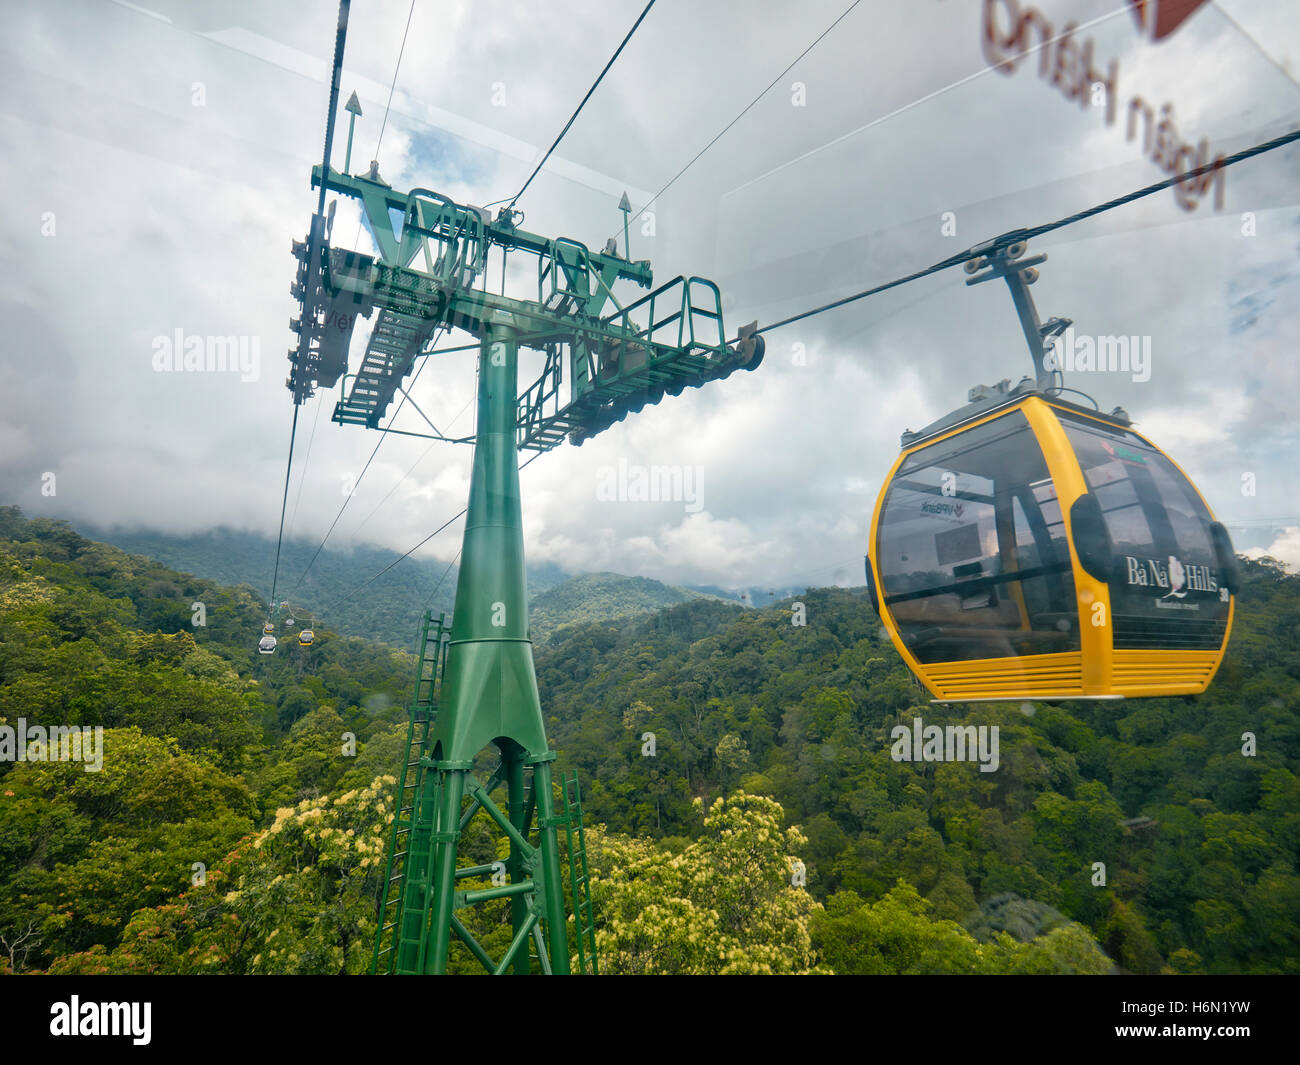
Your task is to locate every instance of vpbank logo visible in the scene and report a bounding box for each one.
[921,500,964,517]
[1129,0,1210,41]
[1100,439,1148,466]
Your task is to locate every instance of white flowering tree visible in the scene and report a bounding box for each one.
[54,783,826,976]
[48,775,393,974]
[227,778,393,974]
[583,791,825,974]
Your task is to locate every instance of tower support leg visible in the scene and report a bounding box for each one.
[532,756,571,975]
[423,765,467,974]
[504,742,531,974]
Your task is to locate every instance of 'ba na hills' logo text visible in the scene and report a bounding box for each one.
[1124,554,1220,600]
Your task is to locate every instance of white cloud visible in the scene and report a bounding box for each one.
[1243,527,1300,571]
[3,0,1299,593]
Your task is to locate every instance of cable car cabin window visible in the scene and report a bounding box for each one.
[1056,411,1229,650]
[877,411,1078,663]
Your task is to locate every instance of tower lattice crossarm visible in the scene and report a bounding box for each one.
[287,165,765,447]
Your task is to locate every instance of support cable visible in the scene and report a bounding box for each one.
[268,402,301,611]
[336,453,542,606]
[488,0,657,213]
[426,550,461,608]
[287,391,325,540]
[373,0,418,162]
[740,126,1300,340]
[293,0,457,596]
[608,0,862,242]
[291,337,440,594]
[348,1,418,249]
[352,386,477,539]
[268,0,350,613]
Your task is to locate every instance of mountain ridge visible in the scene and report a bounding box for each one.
[72,522,750,649]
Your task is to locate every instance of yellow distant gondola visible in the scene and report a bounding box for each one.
[298,628,314,647]
[867,393,1237,701]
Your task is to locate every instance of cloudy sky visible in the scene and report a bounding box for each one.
[2,0,1299,592]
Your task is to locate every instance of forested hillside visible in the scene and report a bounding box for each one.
[528,571,727,644]
[83,523,568,652]
[81,524,723,651]
[0,507,416,972]
[1,505,1296,975]
[537,567,1300,973]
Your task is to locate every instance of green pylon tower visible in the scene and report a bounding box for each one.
[362,326,599,975]
[289,1,763,974]
[399,325,573,975]
[421,325,566,970]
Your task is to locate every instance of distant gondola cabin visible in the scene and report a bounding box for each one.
[866,395,1237,701]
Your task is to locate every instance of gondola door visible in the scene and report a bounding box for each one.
[871,402,1088,699]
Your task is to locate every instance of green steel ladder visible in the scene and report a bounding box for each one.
[371,611,449,975]
[562,772,598,975]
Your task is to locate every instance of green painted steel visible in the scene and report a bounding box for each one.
[563,772,599,975]
[505,750,529,975]
[367,331,595,974]
[291,66,761,973]
[429,328,548,763]
[371,611,448,974]
[290,166,764,450]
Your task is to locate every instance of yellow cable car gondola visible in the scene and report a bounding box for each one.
[865,239,1238,702]
[298,628,314,647]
